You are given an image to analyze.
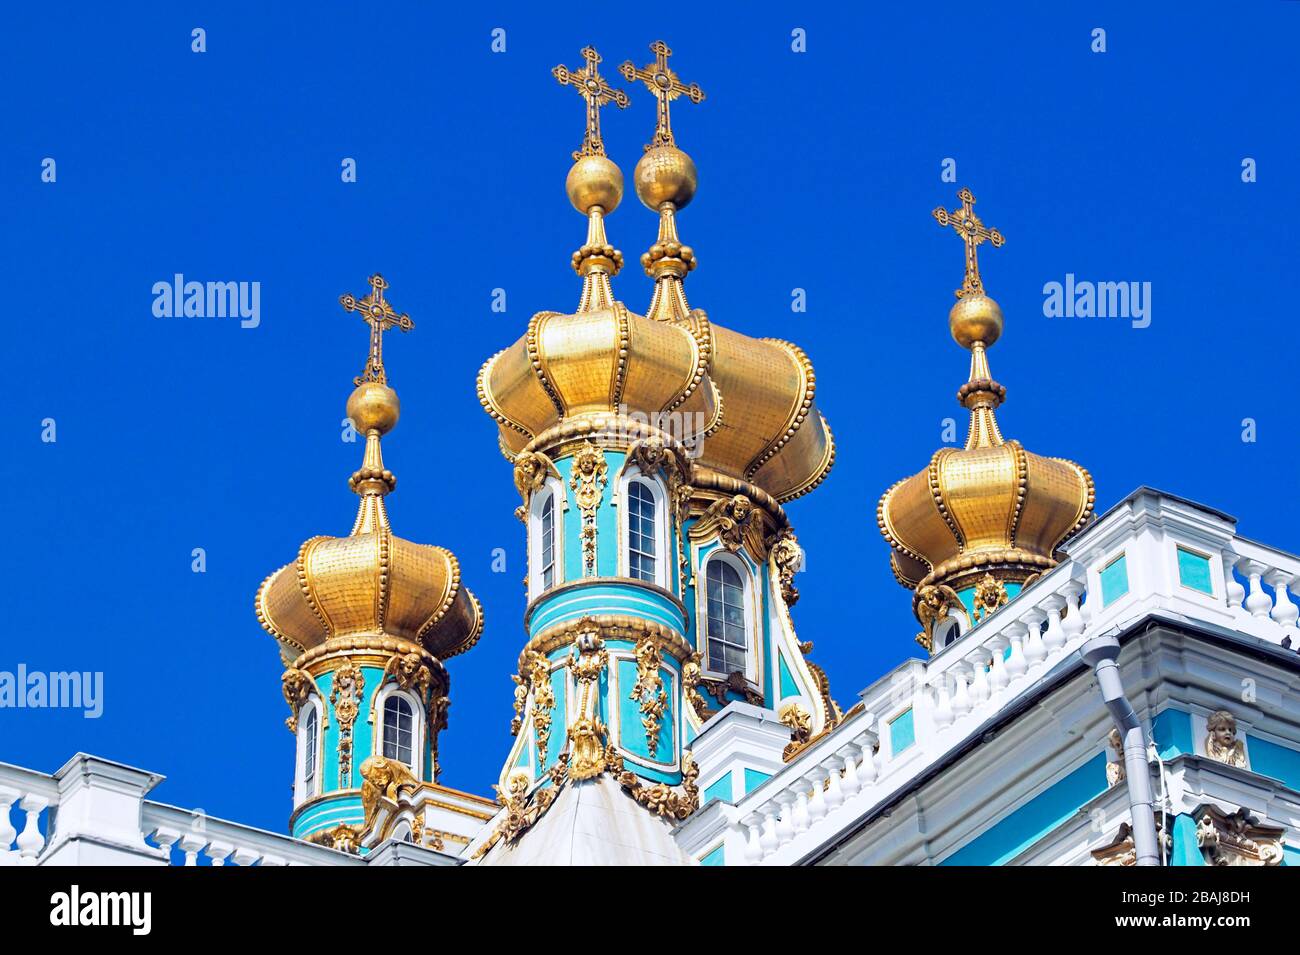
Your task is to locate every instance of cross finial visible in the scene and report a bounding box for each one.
[553,46,630,161]
[933,188,1006,299]
[338,274,414,386]
[620,41,705,149]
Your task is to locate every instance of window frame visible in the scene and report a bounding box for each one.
[698,551,758,684]
[618,469,671,589]
[294,695,324,805]
[373,685,425,779]
[527,477,566,600]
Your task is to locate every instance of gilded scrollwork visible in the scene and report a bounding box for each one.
[682,651,708,720]
[569,442,608,575]
[329,660,366,787]
[525,652,557,764]
[609,747,700,820]
[473,761,569,859]
[629,632,668,755]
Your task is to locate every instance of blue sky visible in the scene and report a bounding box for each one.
[4,2,1297,831]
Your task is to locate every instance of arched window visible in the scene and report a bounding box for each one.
[627,479,658,582]
[302,704,319,797]
[539,490,556,592]
[705,559,748,675]
[382,695,415,767]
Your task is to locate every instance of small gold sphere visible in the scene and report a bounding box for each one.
[566,155,623,214]
[347,381,400,435]
[949,293,1003,349]
[634,145,697,211]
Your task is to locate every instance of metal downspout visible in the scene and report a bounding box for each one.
[1080,633,1160,866]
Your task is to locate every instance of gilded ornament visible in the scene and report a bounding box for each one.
[689,494,765,560]
[329,661,366,787]
[306,823,362,854]
[913,583,966,653]
[971,573,1009,623]
[779,701,813,761]
[608,748,700,820]
[281,667,326,733]
[567,716,609,781]
[629,632,668,755]
[770,530,803,607]
[526,652,556,764]
[569,442,608,576]
[512,450,560,522]
[381,650,433,699]
[682,651,708,721]
[359,755,421,828]
[1205,710,1248,768]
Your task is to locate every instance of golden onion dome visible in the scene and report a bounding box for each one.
[258,277,483,665]
[878,190,1094,604]
[479,65,834,504]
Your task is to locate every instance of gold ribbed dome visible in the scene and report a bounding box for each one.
[480,44,833,504]
[878,190,1094,606]
[257,275,483,665]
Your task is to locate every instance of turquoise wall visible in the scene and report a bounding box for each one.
[940,753,1107,865]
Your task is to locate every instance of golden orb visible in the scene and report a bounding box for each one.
[347,381,400,435]
[949,293,1003,349]
[634,145,697,210]
[566,155,623,214]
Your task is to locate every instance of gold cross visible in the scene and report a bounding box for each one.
[338,274,414,386]
[933,188,1006,298]
[553,46,630,161]
[620,41,705,149]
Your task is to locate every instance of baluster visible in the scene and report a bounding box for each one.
[1222,552,1246,611]
[1265,571,1299,633]
[967,650,990,706]
[260,854,287,866]
[1004,623,1029,681]
[232,847,261,866]
[15,796,48,862]
[1242,561,1273,618]
[0,787,19,856]
[824,760,844,811]
[857,740,879,785]
[840,749,861,798]
[759,808,779,855]
[204,839,234,867]
[806,769,828,823]
[950,666,972,717]
[933,678,954,727]
[743,813,764,862]
[987,636,1010,697]
[1061,581,1085,642]
[150,827,181,865]
[1042,596,1067,653]
[791,788,811,834]
[774,794,795,845]
[179,833,206,866]
[1022,610,1048,668]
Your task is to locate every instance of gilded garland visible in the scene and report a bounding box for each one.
[329,661,366,787]
[629,632,668,755]
[569,442,608,576]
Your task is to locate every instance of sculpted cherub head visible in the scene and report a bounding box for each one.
[1207,710,1237,748]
